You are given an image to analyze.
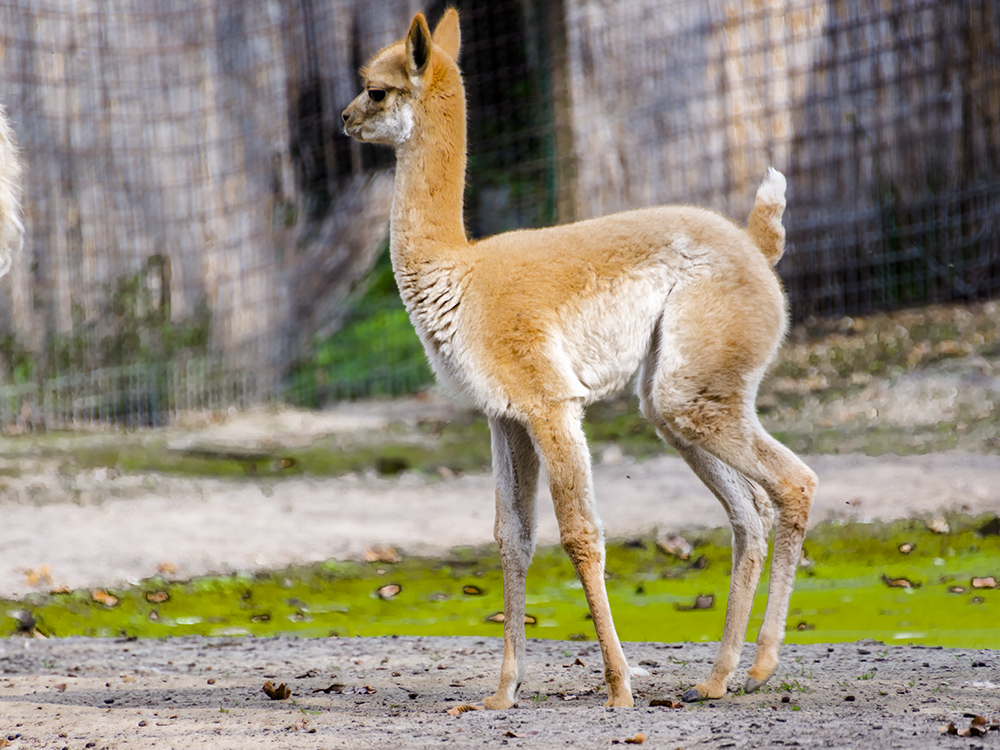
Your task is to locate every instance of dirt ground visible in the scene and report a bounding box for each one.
[2,401,1000,747]
[1,635,998,749]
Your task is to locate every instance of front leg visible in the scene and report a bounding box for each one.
[483,415,540,710]
[530,404,633,708]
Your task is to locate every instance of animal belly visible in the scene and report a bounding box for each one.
[557,295,663,403]
[561,330,648,402]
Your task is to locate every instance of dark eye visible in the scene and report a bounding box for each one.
[368,88,386,102]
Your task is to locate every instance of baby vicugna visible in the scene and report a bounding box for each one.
[342,9,816,709]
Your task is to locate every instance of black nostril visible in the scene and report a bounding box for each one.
[342,111,349,122]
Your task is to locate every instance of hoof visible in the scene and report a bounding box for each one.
[681,686,704,703]
[604,694,635,708]
[744,674,772,694]
[483,693,515,710]
[682,680,726,702]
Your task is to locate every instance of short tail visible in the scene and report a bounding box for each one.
[0,103,24,280]
[747,167,786,266]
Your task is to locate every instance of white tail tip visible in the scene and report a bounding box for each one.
[756,167,787,206]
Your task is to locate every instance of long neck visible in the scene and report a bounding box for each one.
[390,73,469,256]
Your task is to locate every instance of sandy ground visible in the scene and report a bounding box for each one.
[1,636,998,748]
[2,404,1000,746]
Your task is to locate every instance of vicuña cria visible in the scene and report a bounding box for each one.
[342,9,817,709]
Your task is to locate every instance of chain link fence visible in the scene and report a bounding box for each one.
[0,0,997,426]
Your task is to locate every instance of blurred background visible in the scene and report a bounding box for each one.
[0,0,997,428]
[1,1,999,649]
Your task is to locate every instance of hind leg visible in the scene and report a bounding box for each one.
[640,380,774,699]
[739,433,816,691]
[664,402,815,695]
[675,439,771,700]
[641,297,816,697]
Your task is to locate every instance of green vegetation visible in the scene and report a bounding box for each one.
[0,413,494,481]
[4,515,997,648]
[286,246,433,407]
[5,257,213,380]
[0,402,658,481]
[0,256,213,425]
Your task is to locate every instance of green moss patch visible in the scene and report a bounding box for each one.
[4,515,997,648]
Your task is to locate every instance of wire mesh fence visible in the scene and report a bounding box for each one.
[0,0,997,427]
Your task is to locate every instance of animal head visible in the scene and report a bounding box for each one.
[342,9,462,148]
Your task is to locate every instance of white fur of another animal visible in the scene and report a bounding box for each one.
[0,103,23,280]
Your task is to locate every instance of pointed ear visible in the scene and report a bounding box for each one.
[406,13,432,76]
[432,8,461,61]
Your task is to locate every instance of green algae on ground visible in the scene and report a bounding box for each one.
[3,515,998,647]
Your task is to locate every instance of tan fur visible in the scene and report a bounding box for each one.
[343,9,816,709]
[0,102,24,280]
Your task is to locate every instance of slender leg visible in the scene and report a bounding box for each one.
[639,377,772,700]
[742,433,816,691]
[669,416,816,695]
[639,327,815,699]
[483,415,540,710]
[667,439,770,699]
[529,403,633,708]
